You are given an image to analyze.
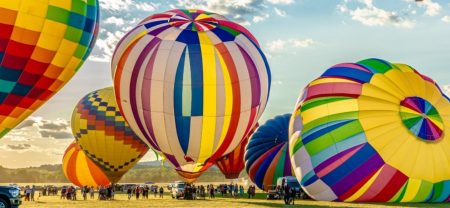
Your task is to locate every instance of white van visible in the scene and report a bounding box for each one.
[171,181,186,199]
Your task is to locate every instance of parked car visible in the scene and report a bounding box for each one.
[266,185,280,200]
[0,186,21,208]
[171,181,186,199]
[276,176,309,199]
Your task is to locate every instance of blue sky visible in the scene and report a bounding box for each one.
[1,0,450,168]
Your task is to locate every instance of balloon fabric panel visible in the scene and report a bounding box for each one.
[62,142,110,188]
[71,87,149,183]
[111,9,270,174]
[289,58,450,202]
[0,0,99,138]
[245,114,294,191]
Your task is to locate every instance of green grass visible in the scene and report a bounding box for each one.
[19,192,450,208]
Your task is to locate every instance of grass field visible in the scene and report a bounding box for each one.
[19,192,449,208]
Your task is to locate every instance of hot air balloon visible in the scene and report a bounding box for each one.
[71,87,149,183]
[289,58,450,202]
[0,0,99,139]
[245,114,294,191]
[175,162,213,183]
[111,9,271,175]
[215,124,258,179]
[62,142,110,188]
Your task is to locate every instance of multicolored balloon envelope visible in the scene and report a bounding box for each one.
[215,124,258,179]
[62,142,110,188]
[111,9,271,174]
[289,58,450,202]
[71,87,149,183]
[176,162,213,183]
[0,0,99,139]
[245,114,294,191]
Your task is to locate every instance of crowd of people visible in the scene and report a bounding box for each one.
[60,186,77,200]
[17,182,305,205]
[126,185,164,200]
[23,185,36,201]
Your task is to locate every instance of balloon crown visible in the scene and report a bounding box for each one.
[168,9,218,31]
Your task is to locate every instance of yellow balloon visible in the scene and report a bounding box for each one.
[71,87,149,183]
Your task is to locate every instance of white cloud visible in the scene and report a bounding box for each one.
[267,0,294,4]
[274,7,287,17]
[104,16,125,26]
[175,0,272,25]
[253,14,270,23]
[267,39,287,52]
[99,0,133,11]
[91,31,126,62]
[266,38,316,53]
[442,16,450,23]
[413,0,441,16]
[338,0,416,28]
[292,39,315,48]
[13,117,72,139]
[135,2,159,12]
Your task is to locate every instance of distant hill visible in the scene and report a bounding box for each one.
[0,161,244,184]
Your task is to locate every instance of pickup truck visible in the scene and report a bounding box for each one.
[0,186,21,208]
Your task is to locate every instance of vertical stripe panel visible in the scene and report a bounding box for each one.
[174,47,189,154]
[198,31,216,162]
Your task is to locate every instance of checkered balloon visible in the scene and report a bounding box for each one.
[0,0,99,138]
[71,87,149,183]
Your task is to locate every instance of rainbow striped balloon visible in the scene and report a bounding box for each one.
[215,124,257,179]
[0,0,99,138]
[112,9,270,174]
[72,87,149,183]
[245,114,294,191]
[289,58,450,202]
[62,142,110,188]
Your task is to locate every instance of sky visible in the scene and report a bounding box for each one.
[1,0,450,168]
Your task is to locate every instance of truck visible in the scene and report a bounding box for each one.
[0,186,21,208]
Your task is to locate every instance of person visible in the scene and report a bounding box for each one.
[30,185,35,201]
[209,184,215,199]
[135,186,140,200]
[66,186,72,200]
[247,186,251,199]
[290,187,296,205]
[159,186,164,198]
[192,185,196,200]
[283,185,290,205]
[72,187,77,200]
[154,185,158,198]
[239,185,244,197]
[106,186,112,200]
[111,186,115,200]
[60,187,66,200]
[82,186,87,200]
[142,186,148,199]
[233,184,238,198]
[90,186,95,199]
[25,186,31,201]
[127,187,132,200]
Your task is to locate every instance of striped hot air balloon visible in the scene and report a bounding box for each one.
[62,142,110,188]
[111,9,271,175]
[290,58,450,202]
[0,0,99,138]
[245,114,294,191]
[71,87,149,183]
[176,162,213,183]
[215,124,258,179]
